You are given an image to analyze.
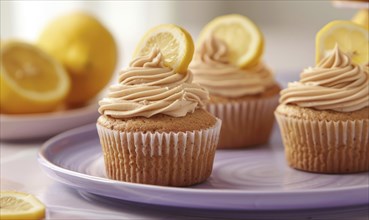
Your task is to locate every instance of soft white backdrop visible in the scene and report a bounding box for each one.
[1,1,356,76]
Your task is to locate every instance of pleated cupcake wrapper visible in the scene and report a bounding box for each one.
[275,112,369,173]
[207,95,279,149]
[96,119,221,186]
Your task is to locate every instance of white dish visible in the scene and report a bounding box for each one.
[0,102,99,140]
[38,124,369,210]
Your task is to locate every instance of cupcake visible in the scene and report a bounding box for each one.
[190,15,280,149]
[275,45,369,173]
[97,25,221,186]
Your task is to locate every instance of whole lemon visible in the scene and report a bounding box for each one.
[38,12,118,106]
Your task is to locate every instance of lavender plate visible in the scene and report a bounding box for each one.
[38,124,369,210]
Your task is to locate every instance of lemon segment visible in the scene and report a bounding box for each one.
[133,24,194,74]
[198,14,264,68]
[352,9,369,30]
[38,12,118,106]
[0,41,70,114]
[316,20,369,65]
[0,191,46,220]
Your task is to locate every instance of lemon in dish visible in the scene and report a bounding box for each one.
[0,41,70,114]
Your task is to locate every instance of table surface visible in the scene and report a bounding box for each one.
[1,76,369,220]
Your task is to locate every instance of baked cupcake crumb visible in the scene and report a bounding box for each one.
[98,109,217,133]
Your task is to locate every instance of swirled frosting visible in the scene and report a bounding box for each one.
[98,48,209,118]
[280,46,369,112]
[190,36,275,97]
[365,63,369,74]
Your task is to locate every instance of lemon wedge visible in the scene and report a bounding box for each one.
[197,14,264,68]
[133,24,194,74]
[0,41,70,114]
[0,191,46,220]
[316,20,369,65]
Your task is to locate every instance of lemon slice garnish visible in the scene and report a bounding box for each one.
[197,14,264,68]
[0,191,46,220]
[0,41,70,114]
[352,9,369,30]
[316,20,369,65]
[133,24,194,74]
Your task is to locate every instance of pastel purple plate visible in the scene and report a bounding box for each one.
[38,123,369,210]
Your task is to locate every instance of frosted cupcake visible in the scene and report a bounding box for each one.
[97,25,221,186]
[275,46,369,173]
[190,15,280,149]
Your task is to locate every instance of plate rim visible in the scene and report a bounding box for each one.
[38,123,369,195]
[0,101,98,122]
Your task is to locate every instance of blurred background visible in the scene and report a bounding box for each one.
[1,0,358,76]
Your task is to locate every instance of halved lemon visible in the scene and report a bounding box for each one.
[197,14,264,68]
[316,20,369,65]
[0,41,70,114]
[0,191,46,220]
[133,24,194,74]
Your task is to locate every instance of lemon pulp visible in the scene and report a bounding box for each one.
[3,43,59,92]
[316,20,369,65]
[197,14,264,68]
[0,191,46,220]
[0,41,70,114]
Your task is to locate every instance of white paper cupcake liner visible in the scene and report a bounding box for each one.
[275,112,369,173]
[96,119,221,186]
[207,94,279,148]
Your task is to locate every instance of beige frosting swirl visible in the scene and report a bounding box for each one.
[280,46,369,112]
[365,63,369,74]
[190,36,275,97]
[98,48,209,118]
